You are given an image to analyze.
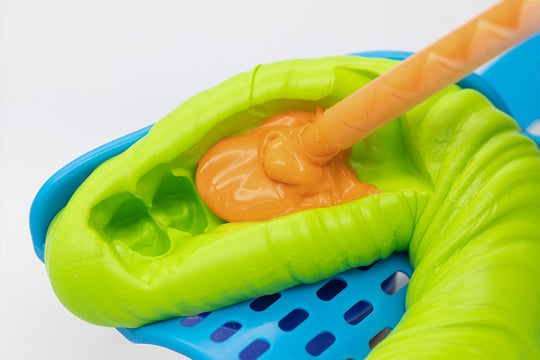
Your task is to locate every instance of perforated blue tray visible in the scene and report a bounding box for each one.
[119,254,411,360]
[30,33,540,360]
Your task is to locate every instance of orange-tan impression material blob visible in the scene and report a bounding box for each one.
[196,0,540,223]
[196,108,381,222]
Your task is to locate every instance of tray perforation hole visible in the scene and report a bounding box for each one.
[239,339,271,360]
[316,278,347,301]
[180,311,211,327]
[249,293,281,312]
[278,308,309,331]
[344,301,373,325]
[369,327,392,349]
[381,271,410,295]
[210,321,242,342]
[306,331,336,356]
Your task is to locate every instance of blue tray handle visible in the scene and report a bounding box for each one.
[481,32,540,146]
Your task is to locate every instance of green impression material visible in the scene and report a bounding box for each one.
[45,56,540,358]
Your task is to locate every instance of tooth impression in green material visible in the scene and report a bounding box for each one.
[45,56,540,359]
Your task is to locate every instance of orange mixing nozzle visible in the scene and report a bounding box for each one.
[301,0,540,158]
[196,0,540,223]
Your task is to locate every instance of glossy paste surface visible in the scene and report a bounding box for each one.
[45,56,540,359]
[196,108,380,222]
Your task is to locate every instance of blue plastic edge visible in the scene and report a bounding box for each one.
[29,124,153,262]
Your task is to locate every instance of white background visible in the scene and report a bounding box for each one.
[0,0,499,359]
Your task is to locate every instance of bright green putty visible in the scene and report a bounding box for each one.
[45,56,540,359]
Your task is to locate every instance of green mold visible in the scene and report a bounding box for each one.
[45,56,540,359]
